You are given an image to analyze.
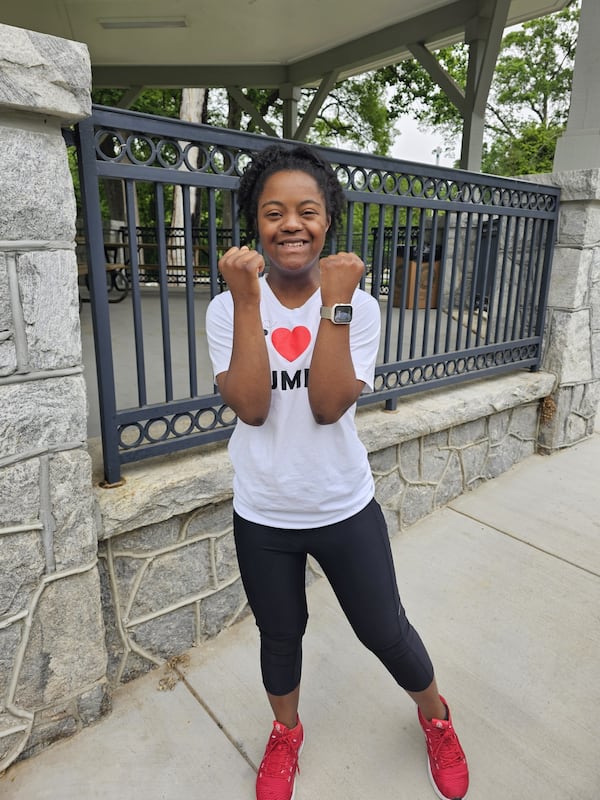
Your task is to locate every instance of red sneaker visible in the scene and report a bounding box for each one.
[256,718,304,800]
[418,697,469,800]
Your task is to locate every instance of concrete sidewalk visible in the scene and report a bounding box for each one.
[2,432,599,800]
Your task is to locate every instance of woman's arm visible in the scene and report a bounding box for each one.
[215,247,271,426]
[308,252,367,424]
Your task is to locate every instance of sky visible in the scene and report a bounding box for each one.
[390,114,457,167]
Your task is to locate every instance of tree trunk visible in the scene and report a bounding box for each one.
[171,88,206,264]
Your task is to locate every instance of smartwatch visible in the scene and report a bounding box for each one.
[320,304,353,324]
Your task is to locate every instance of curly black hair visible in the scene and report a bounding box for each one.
[236,143,345,242]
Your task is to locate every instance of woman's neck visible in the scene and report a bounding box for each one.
[265,269,320,309]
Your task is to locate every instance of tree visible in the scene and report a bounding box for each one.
[305,72,399,155]
[89,89,185,228]
[206,78,397,155]
[380,0,580,174]
[171,88,206,230]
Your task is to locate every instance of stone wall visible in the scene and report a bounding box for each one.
[0,26,108,769]
[530,170,600,448]
[93,371,554,684]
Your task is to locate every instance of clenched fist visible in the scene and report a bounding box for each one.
[319,252,365,306]
[218,246,265,303]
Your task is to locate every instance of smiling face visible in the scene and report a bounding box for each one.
[257,170,330,280]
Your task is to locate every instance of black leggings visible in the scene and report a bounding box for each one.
[233,498,434,697]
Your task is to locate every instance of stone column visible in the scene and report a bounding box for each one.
[536,170,600,450]
[0,25,108,769]
[553,0,600,171]
[550,0,600,429]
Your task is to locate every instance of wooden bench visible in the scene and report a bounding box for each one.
[77,241,129,302]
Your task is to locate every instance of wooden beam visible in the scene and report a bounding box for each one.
[225,87,279,138]
[294,71,340,141]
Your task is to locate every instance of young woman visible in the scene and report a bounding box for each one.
[206,143,469,800]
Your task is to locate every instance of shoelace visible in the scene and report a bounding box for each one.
[427,723,464,769]
[260,733,301,778]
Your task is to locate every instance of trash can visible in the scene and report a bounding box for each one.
[393,246,441,309]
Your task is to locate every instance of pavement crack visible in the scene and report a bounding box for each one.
[175,667,258,772]
[447,507,600,579]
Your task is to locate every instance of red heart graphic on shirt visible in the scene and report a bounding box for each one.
[271,326,311,362]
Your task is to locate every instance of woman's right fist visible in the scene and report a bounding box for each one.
[218,246,265,301]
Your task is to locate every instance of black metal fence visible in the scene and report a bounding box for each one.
[72,105,560,484]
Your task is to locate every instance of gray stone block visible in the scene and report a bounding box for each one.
[0,458,40,527]
[49,450,97,570]
[460,441,489,484]
[398,438,421,481]
[76,682,111,726]
[118,651,157,684]
[94,446,234,539]
[198,579,247,639]
[130,606,195,660]
[380,504,400,538]
[592,330,600,377]
[557,202,600,247]
[421,443,450,483]
[539,168,600,202]
[14,568,107,708]
[547,245,593,309]
[114,517,182,553]
[0,254,11,316]
[582,380,600,417]
[187,501,233,537]
[0,626,23,701]
[565,408,589,443]
[0,727,26,765]
[543,308,593,383]
[434,451,464,508]
[449,418,487,447]
[0,127,77,241]
[0,340,17,378]
[0,24,91,121]
[110,555,143,618]
[0,377,87,460]
[368,445,398,474]
[0,254,17,377]
[19,713,78,762]
[508,404,539,440]
[0,530,44,619]
[484,435,524,478]
[488,410,511,444]
[127,540,213,620]
[96,555,125,686]
[401,484,435,527]
[18,250,81,370]
[374,470,404,511]
[214,531,239,584]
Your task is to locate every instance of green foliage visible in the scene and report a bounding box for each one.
[481,122,564,175]
[381,44,468,136]
[88,89,183,227]
[305,72,398,155]
[379,0,580,174]
[488,4,578,132]
[92,88,183,117]
[209,77,397,155]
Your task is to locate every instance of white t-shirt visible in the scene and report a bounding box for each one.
[206,277,380,528]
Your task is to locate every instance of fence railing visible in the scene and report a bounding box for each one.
[72,105,560,484]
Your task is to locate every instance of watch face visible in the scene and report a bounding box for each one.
[333,305,353,323]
